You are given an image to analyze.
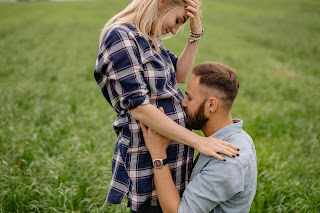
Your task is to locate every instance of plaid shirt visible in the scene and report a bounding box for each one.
[94,24,194,212]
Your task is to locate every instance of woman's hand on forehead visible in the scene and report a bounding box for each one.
[185,0,200,8]
[184,0,202,34]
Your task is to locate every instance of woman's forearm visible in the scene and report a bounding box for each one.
[131,104,200,149]
[175,40,200,83]
[176,0,203,83]
[132,104,239,160]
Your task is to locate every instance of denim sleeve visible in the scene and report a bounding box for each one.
[178,158,245,213]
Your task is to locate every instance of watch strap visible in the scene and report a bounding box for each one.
[162,158,168,166]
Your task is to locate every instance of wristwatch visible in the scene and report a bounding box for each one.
[152,158,168,169]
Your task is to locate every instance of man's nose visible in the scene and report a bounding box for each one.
[182,98,187,107]
[172,27,178,35]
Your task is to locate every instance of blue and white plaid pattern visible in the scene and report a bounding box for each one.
[94,24,194,212]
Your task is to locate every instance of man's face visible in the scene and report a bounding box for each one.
[182,75,208,130]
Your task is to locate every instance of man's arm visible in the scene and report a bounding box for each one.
[131,104,239,160]
[140,120,245,213]
[140,122,181,213]
[153,163,180,213]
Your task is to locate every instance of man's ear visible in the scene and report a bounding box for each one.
[208,97,218,114]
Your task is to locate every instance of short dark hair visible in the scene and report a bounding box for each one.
[192,62,239,110]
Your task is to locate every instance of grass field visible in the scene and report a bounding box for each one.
[0,0,319,212]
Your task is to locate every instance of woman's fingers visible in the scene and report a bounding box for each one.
[217,140,240,159]
[218,147,238,159]
[185,11,195,19]
[225,141,240,151]
[185,6,198,14]
[185,0,199,8]
[185,0,202,34]
[199,137,240,161]
[185,1,199,17]
[211,152,226,161]
[224,146,239,157]
[219,141,239,156]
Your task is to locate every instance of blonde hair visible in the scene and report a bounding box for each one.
[99,0,186,52]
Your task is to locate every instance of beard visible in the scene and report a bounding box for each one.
[185,100,209,130]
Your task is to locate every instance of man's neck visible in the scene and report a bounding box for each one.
[202,113,233,137]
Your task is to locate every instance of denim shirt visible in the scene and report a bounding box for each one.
[178,119,257,213]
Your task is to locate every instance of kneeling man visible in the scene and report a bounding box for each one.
[140,62,257,213]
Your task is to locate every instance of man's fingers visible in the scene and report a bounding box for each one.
[159,107,165,113]
[140,122,147,134]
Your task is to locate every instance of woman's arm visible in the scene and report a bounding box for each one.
[176,0,203,83]
[131,104,239,160]
[176,41,200,83]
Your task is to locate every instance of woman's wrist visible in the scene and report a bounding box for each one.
[188,29,204,43]
[186,131,203,150]
[190,28,203,35]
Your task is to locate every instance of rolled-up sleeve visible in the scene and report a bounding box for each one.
[178,159,245,213]
[95,28,150,111]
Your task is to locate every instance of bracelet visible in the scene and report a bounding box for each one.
[188,29,204,43]
[190,30,204,36]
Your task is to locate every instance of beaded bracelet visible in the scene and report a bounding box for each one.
[188,29,204,43]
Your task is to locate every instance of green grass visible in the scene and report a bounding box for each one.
[0,0,319,212]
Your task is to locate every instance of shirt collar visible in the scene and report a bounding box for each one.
[125,23,165,50]
[209,119,243,140]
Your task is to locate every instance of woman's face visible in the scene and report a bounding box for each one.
[161,7,189,36]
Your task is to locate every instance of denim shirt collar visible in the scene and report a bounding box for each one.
[209,119,243,141]
[191,119,244,180]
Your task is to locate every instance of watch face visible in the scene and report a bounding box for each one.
[153,159,162,168]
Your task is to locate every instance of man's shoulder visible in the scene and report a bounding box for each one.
[227,128,254,149]
[197,129,255,170]
[227,129,256,164]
